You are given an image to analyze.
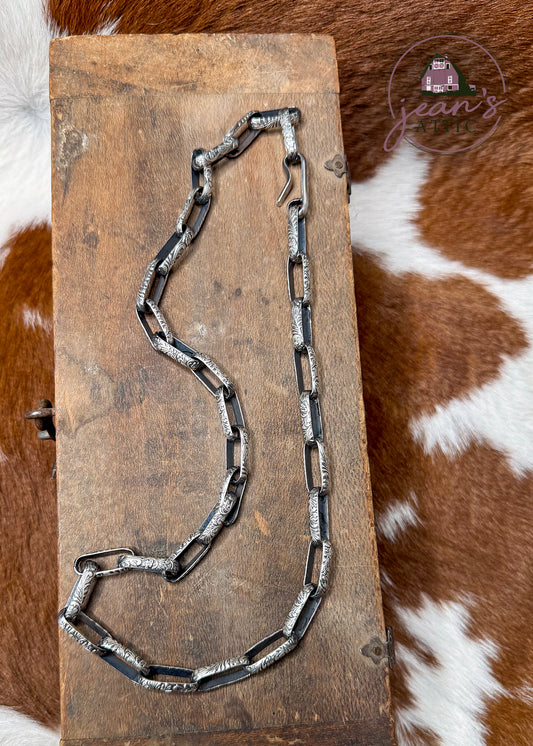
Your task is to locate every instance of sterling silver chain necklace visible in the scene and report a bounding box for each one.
[58,107,332,692]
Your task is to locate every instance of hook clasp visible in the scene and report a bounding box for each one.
[277,153,308,218]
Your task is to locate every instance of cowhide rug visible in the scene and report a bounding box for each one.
[0,0,531,744]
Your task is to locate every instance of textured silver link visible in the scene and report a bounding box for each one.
[227,110,259,140]
[176,187,202,234]
[304,439,329,496]
[64,560,99,622]
[137,258,160,312]
[158,227,193,276]
[137,676,198,693]
[250,108,300,130]
[191,150,213,205]
[309,487,323,544]
[99,636,151,675]
[59,107,333,694]
[299,390,323,444]
[151,334,202,370]
[191,351,235,398]
[287,253,311,305]
[280,108,298,161]
[309,483,330,540]
[144,298,173,344]
[291,298,312,351]
[304,539,332,598]
[192,656,249,684]
[282,584,316,638]
[196,467,239,545]
[167,530,211,571]
[193,136,238,169]
[58,609,104,656]
[215,386,236,439]
[293,344,319,397]
[245,633,299,675]
[196,163,212,204]
[226,425,248,483]
[288,202,300,261]
[116,554,179,577]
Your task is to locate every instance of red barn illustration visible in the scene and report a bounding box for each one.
[421,53,476,95]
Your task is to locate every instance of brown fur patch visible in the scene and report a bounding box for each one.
[3,0,530,738]
[0,225,58,727]
[46,0,533,191]
[417,140,533,279]
[353,251,533,743]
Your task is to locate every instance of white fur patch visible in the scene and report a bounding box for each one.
[0,1,119,737]
[0,0,57,250]
[350,143,533,476]
[0,445,8,463]
[376,493,420,542]
[0,247,9,271]
[0,0,118,253]
[0,707,59,746]
[22,305,52,332]
[394,596,505,746]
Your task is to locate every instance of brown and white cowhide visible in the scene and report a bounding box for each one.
[0,0,531,744]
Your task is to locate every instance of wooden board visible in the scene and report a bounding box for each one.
[50,34,395,745]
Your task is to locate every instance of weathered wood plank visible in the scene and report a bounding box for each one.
[51,33,394,745]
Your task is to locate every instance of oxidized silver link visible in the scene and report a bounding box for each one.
[192,351,235,398]
[192,655,249,684]
[151,334,202,370]
[158,226,193,276]
[293,344,319,398]
[282,584,315,638]
[304,440,329,496]
[226,425,248,483]
[291,298,312,351]
[73,547,136,577]
[64,560,99,622]
[137,258,160,312]
[287,200,306,262]
[196,466,239,545]
[144,298,173,344]
[191,149,213,205]
[193,136,238,170]
[244,633,299,675]
[299,390,323,444]
[117,554,179,577]
[60,107,334,693]
[226,111,258,140]
[136,675,198,693]
[167,530,211,569]
[176,187,202,234]
[58,609,104,656]
[308,487,321,544]
[99,636,151,675]
[287,253,311,305]
[250,108,300,130]
[280,108,298,161]
[308,486,329,544]
[215,386,237,439]
[304,539,332,598]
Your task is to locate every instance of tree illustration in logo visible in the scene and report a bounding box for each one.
[421,53,476,96]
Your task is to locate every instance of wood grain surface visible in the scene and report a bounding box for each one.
[50,34,394,745]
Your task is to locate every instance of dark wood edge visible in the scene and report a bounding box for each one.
[61,717,396,746]
[49,33,339,99]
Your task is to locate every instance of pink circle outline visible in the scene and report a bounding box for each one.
[387,34,506,154]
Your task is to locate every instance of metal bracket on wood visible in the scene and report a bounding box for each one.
[361,627,395,666]
[324,153,351,202]
[25,398,57,479]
